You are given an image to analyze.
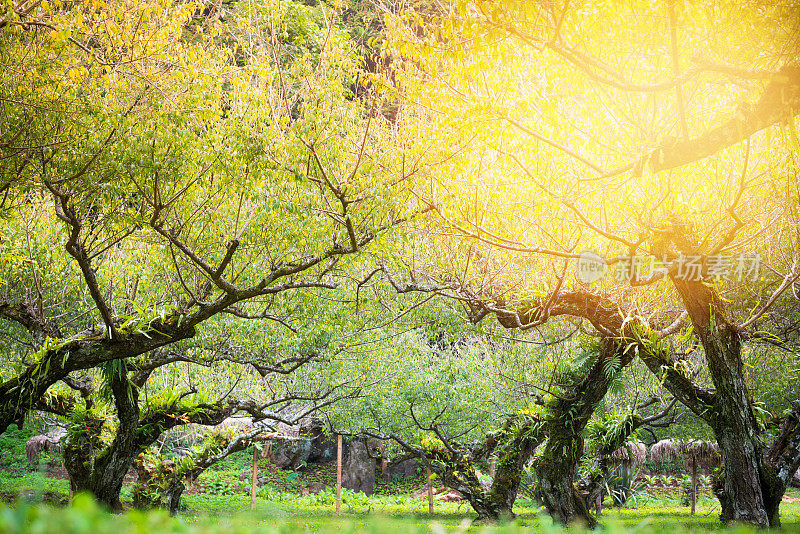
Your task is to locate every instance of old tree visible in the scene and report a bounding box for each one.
[385,0,800,527]
[0,0,420,509]
[1,0,800,527]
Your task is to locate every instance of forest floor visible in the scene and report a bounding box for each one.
[2,426,800,532]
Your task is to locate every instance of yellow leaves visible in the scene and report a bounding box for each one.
[787,114,800,157]
[49,28,71,43]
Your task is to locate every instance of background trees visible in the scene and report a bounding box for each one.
[383,0,800,527]
[1,0,799,529]
[0,0,425,508]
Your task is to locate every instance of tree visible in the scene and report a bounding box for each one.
[0,0,425,508]
[384,0,800,527]
[39,335,358,510]
[132,425,275,515]
[382,270,685,525]
[324,303,567,520]
[0,0,418,434]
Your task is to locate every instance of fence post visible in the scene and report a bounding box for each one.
[691,455,697,514]
[336,434,342,514]
[250,445,258,510]
[427,465,434,515]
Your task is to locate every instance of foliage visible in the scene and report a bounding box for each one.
[1,0,800,528]
[3,493,800,533]
[517,465,542,506]
[0,428,35,472]
[605,465,648,508]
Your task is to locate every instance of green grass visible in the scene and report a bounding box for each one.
[3,465,800,532]
[0,421,65,505]
[0,428,37,473]
[176,490,800,532]
[3,428,800,533]
[0,470,69,506]
[2,493,800,534]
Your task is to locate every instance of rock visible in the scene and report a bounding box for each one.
[791,469,800,488]
[436,490,464,502]
[308,482,326,494]
[271,437,312,469]
[342,441,375,495]
[387,459,418,480]
[46,427,67,443]
[304,418,337,464]
[269,417,338,466]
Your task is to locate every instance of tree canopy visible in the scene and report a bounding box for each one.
[1,0,799,529]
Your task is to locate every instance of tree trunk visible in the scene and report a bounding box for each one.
[536,432,595,527]
[672,279,772,526]
[764,405,800,527]
[487,416,543,518]
[707,342,770,526]
[425,414,545,521]
[66,435,138,511]
[437,461,501,520]
[165,481,186,516]
[576,414,643,514]
[535,337,634,527]
[132,456,186,517]
[709,407,793,529]
[64,367,141,511]
[133,426,267,515]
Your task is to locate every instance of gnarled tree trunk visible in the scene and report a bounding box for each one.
[535,337,634,527]
[64,366,141,511]
[486,416,543,517]
[639,278,800,528]
[62,363,245,511]
[423,414,545,521]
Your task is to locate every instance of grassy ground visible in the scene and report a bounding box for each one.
[3,492,800,534]
[0,426,67,506]
[3,428,800,533]
[4,473,798,533]
[175,489,800,532]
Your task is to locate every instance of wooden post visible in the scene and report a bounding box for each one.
[250,446,258,510]
[379,441,389,483]
[336,434,342,514]
[691,455,697,514]
[427,465,434,515]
